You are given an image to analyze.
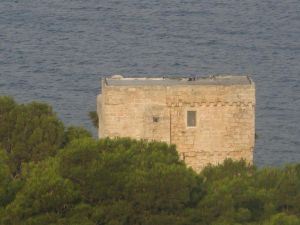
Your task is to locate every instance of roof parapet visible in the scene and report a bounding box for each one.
[104,74,254,86]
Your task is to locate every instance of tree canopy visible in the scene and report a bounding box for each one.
[0,96,299,225]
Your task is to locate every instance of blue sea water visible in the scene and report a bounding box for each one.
[0,0,299,167]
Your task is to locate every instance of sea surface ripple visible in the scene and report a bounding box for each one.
[0,0,299,167]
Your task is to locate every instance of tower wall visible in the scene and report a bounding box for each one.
[97,78,255,172]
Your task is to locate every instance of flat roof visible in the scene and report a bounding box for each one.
[105,75,253,86]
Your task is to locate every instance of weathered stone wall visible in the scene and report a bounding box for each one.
[98,81,255,172]
[166,85,255,171]
[99,85,171,143]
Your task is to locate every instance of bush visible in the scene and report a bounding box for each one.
[1,96,300,225]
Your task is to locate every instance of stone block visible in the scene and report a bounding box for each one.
[98,75,255,172]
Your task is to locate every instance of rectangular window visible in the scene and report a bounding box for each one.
[187,111,196,127]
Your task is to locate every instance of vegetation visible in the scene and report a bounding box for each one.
[0,96,300,225]
[89,111,98,128]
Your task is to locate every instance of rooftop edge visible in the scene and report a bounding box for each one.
[104,74,254,86]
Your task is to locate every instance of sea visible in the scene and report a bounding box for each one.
[0,0,299,167]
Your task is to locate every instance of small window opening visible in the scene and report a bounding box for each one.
[187,111,196,127]
[153,116,159,123]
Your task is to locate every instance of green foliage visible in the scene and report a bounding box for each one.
[263,213,300,225]
[273,165,300,216]
[0,97,65,175]
[58,138,200,224]
[88,111,98,128]
[63,126,92,146]
[1,158,80,225]
[201,159,256,183]
[1,96,300,225]
[0,149,17,208]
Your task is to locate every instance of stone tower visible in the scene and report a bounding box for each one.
[97,75,255,172]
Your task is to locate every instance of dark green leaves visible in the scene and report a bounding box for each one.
[1,96,300,225]
[0,97,65,175]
